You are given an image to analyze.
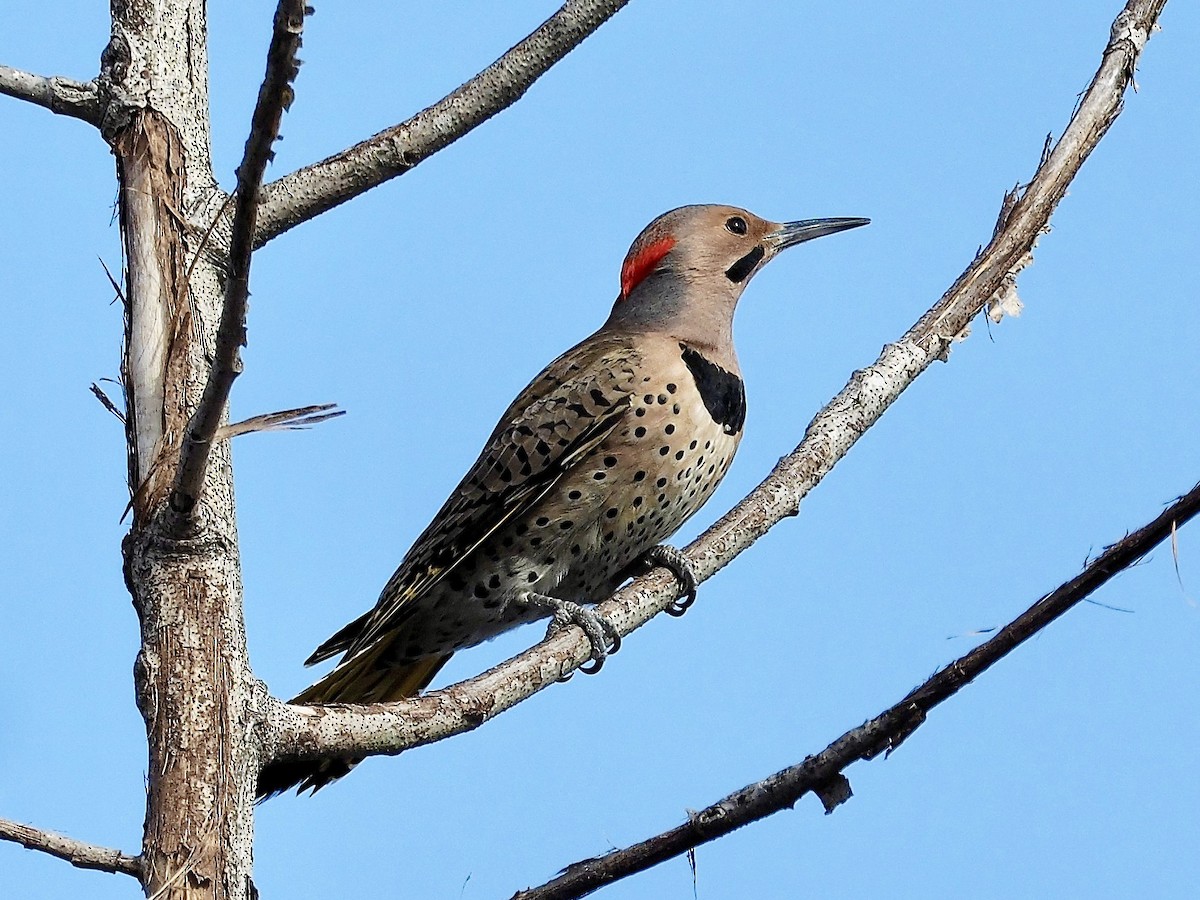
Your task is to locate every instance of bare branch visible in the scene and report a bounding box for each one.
[169,0,308,519]
[0,64,100,124]
[261,0,1167,772]
[214,403,344,440]
[516,480,1200,899]
[253,0,631,246]
[0,816,142,879]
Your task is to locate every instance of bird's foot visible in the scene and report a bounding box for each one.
[641,544,698,616]
[521,592,621,676]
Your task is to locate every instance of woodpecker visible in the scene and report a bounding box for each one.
[258,204,868,797]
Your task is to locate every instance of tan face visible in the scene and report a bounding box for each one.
[619,205,868,301]
[606,205,868,358]
[619,205,776,301]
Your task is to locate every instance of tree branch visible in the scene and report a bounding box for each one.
[261,0,1167,771]
[253,0,632,247]
[169,0,308,519]
[0,64,101,124]
[0,816,142,879]
[214,402,344,441]
[515,479,1200,899]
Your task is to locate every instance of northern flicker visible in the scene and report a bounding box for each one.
[258,204,867,797]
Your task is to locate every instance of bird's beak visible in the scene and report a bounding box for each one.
[766,217,870,252]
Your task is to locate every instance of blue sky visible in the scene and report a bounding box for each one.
[2,2,1198,898]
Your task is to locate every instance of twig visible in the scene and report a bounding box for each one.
[168,0,308,519]
[515,479,1200,900]
[214,403,344,440]
[0,64,101,124]
[260,0,1168,772]
[253,0,631,246]
[98,257,126,305]
[0,815,142,879]
[90,382,126,424]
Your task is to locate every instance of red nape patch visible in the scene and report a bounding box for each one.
[620,235,676,299]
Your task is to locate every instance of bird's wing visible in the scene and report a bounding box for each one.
[308,336,642,665]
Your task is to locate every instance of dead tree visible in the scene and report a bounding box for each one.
[0,1,1186,898]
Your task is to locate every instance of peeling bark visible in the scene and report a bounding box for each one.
[115,111,191,512]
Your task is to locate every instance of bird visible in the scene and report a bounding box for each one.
[258,204,868,798]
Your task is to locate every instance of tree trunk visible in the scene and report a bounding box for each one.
[104,2,258,897]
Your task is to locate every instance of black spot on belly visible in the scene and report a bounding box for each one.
[680,344,746,435]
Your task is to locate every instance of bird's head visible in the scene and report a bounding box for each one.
[604,204,868,355]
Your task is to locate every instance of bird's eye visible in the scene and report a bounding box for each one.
[725,216,748,235]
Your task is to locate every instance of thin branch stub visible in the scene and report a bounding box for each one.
[215,403,344,441]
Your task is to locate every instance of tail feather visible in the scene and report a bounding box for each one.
[304,609,374,666]
[257,648,451,800]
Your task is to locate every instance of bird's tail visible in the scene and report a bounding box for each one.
[256,643,451,800]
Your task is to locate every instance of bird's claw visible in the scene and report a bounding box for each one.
[642,544,699,616]
[552,601,620,675]
[523,592,621,677]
